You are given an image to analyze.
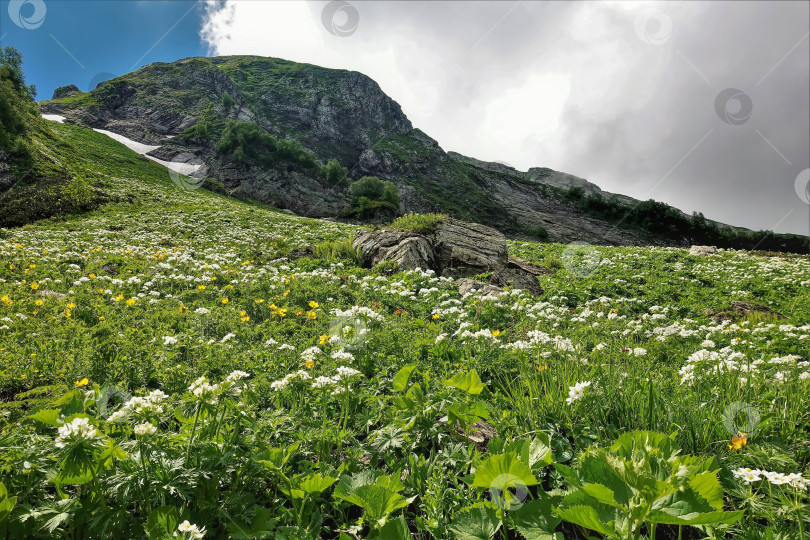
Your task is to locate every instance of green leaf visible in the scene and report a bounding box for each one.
[648,509,744,526]
[392,363,418,392]
[342,485,415,527]
[299,473,337,496]
[510,495,563,540]
[145,505,180,540]
[27,409,62,427]
[556,503,621,539]
[443,370,484,395]
[227,507,277,539]
[472,452,538,490]
[377,515,411,539]
[506,434,553,470]
[448,505,501,540]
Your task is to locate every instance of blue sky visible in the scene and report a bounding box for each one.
[0,0,206,100]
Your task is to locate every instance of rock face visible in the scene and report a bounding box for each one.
[353,229,434,270]
[51,85,80,100]
[353,217,546,295]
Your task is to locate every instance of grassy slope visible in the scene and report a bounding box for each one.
[1,107,809,540]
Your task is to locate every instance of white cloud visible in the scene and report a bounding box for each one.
[199,0,809,235]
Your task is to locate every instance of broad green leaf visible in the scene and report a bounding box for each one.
[343,485,415,527]
[392,363,418,392]
[299,473,337,496]
[377,515,411,539]
[227,507,277,539]
[443,370,484,395]
[448,505,501,540]
[145,505,180,540]
[579,482,622,509]
[333,470,381,500]
[555,503,621,539]
[507,434,553,470]
[472,452,538,489]
[688,471,725,510]
[648,509,744,526]
[510,494,563,540]
[27,409,62,427]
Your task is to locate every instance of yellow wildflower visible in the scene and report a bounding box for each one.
[74,377,89,388]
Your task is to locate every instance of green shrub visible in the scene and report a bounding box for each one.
[389,213,447,234]
[216,121,319,171]
[349,176,400,209]
[60,174,94,209]
[322,158,348,187]
[221,92,236,109]
[311,238,362,265]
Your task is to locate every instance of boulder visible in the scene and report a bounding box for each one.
[353,230,434,270]
[432,218,507,274]
[506,255,554,276]
[689,245,718,256]
[457,278,504,297]
[353,218,547,295]
[490,267,544,295]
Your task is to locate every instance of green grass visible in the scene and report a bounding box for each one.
[0,154,808,536]
[389,213,447,234]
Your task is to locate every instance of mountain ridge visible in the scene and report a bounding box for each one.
[20,54,809,251]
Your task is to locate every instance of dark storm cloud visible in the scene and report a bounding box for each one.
[202,1,809,235]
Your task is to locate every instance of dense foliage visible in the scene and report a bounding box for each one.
[216,121,320,171]
[349,176,401,213]
[0,47,36,177]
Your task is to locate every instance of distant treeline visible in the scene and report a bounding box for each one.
[564,186,808,254]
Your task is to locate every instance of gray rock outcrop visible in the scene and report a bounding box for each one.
[353,217,546,295]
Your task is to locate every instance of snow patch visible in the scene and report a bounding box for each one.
[41,114,66,123]
[91,128,202,176]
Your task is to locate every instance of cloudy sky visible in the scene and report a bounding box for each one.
[5,0,809,234]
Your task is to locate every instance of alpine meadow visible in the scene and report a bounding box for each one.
[1,2,809,539]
